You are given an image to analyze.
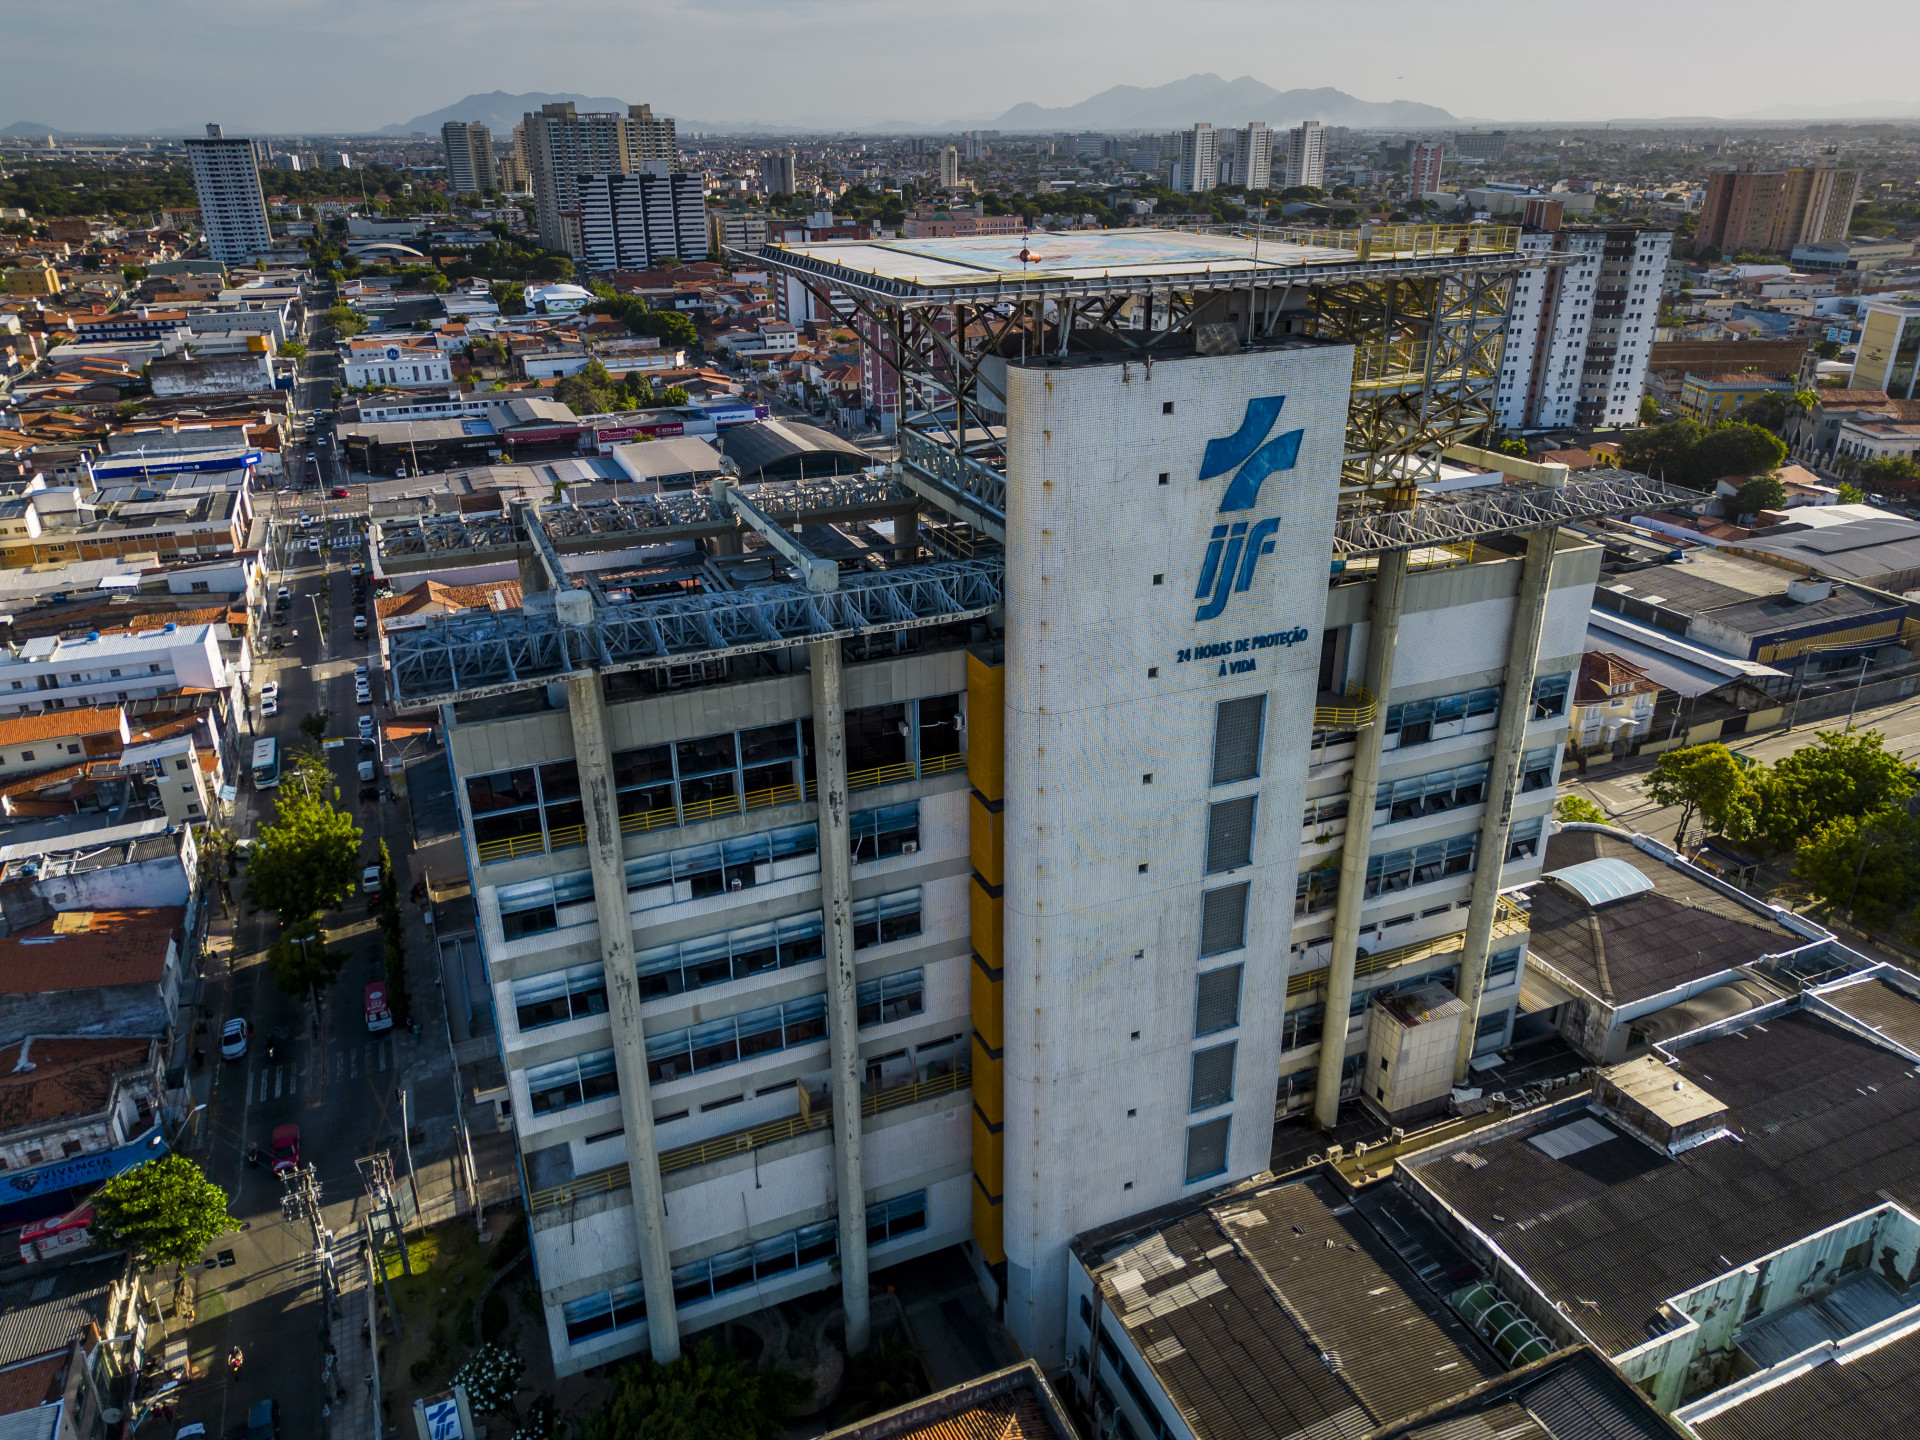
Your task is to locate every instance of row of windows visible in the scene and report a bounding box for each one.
[1281,963,1464,1052]
[560,1191,928,1343]
[1294,815,1546,918]
[1374,748,1557,824]
[467,698,961,864]
[1380,674,1570,749]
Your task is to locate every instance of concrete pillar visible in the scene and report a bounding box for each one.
[1312,548,1410,1130]
[709,478,744,557]
[563,670,680,1363]
[1453,528,1556,1084]
[808,639,871,1354]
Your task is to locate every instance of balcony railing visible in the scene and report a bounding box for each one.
[1312,687,1376,729]
[1287,893,1532,997]
[527,1067,972,1214]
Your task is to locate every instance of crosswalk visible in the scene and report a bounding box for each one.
[249,1038,395,1101]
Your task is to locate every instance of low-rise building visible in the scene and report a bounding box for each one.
[0,1035,167,1179]
[0,625,227,715]
[0,1255,152,1440]
[0,907,187,1049]
[0,706,130,778]
[1567,650,1659,756]
[1676,371,1797,422]
[342,338,454,390]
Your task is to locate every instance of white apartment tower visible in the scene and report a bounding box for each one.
[1411,141,1446,197]
[1175,124,1218,194]
[1285,120,1327,191]
[184,123,272,266]
[579,168,709,272]
[1496,222,1673,432]
[525,102,678,257]
[442,122,498,195]
[938,147,962,190]
[1229,123,1273,190]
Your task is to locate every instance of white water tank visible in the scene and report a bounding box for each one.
[1786,577,1832,605]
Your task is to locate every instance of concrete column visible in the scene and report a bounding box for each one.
[808,639,871,1354]
[1312,548,1410,1130]
[1452,528,1556,1084]
[563,669,680,1363]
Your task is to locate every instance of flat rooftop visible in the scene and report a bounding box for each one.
[1686,1321,1920,1439]
[1403,1003,1920,1357]
[755,224,1524,301]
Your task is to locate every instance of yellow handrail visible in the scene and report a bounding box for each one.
[1312,687,1377,729]
[1286,895,1532,996]
[619,806,679,837]
[476,831,546,864]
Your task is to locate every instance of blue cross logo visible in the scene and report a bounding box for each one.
[1193,396,1303,622]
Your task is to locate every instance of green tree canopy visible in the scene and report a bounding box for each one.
[265,926,348,1004]
[90,1154,235,1272]
[278,339,306,360]
[1839,482,1866,504]
[1731,472,1787,518]
[1793,806,1920,925]
[1555,794,1607,825]
[1618,419,1787,491]
[1645,743,1760,845]
[321,304,367,337]
[581,1341,802,1440]
[245,775,362,925]
[1753,730,1916,851]
[1860,455,1920,490]
[452,1342,526,1417]
[1731,388,1817,436]
[1639,395,1660,423]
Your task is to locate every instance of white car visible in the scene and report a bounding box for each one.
[350,563,366,577]
[354,666,368,683]
[356,685,372,705]
[260,681,280,703]
[358,714,375,739]
[262,697,279,718]
[220,1018,250,1060]
[361,864,382,895]
[298,513,313,525]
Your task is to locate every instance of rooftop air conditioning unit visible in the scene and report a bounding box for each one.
[901,841,918,855]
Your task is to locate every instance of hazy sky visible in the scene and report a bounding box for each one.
[6,0,1917,132]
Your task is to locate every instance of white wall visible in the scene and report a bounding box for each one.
[999,343,1354,1363]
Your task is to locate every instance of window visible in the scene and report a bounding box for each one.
[1184,1116,1231,1183]
[851,888,923,949]
[513,964,611,1030]
[645,995,828,1084]
[18,750,30,762]
[1532,673,1571,719]
[1281,1003,1324,1051]
[562,1282,648,1344]
[1476,1010,1510,1039]
[1189,1042,1236,1112]
[1519,747,1557,793]
[624,823,819,905]
[466,763,580,862]
[856,969,926,1027]
[638,911,825,999]
[845,701,909,777]
[1376,761,1489,823]
[1487,946,1522,982]
[1205,797,1256,873]
[1505,816,1544,863]
[525,1049,620,1115]
[662,1192,925,1315]
[1302,795,1348,831]
[1295,863,1340,917]
[1210,696,1265,786]
[1195,966,1242,1037]
[1199,883,1248,957]
[495,871,595,940]
[850,802,919,862]
[866,1190,929,1246]
[1364,835,1477,897]
[1384,686,1499,747]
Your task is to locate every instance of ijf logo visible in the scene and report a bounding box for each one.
[1192,395,1303,622]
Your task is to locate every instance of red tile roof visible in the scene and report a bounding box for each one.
[0,1035,151,1128]
[0,706,125,748]
[0,908,182,992]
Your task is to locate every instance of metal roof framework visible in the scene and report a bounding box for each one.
[1331,470,1701,555]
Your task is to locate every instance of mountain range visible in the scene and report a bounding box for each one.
[380,91,633,136]
[992,75,1455,132]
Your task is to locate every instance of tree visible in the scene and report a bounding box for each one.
[490,282,527,315]
[279,340,306,360]
[299,710,331,744]
[321,304,367,337]
[660,385,689,406]
[1731,472,1787,518]
[1639,396,1659,423]
[1692,422,1787,485]
[266,926,348,1005]
[1861,455,1920,491]
[1555,794,1607,825]
[452,1343,526,1418]
[582,1342,802,1440]
[1752,729,1916,852]
[642,310,698,350]
[1815,339,1844,360]
[1839,482,1866,504]
[1645,743,1759,846]
[1793,806,1920,926]
[1731,389,1815,437]
[90,1155,236,1275]
[833,1338,928,1425]
[122,264,148,285]
[245,783,363,925]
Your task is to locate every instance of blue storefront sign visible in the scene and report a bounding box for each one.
[1,1129,169,1224]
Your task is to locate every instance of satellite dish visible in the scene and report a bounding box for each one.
[102,1411,123,1426]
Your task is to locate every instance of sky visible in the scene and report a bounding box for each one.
[5,0,1918,133]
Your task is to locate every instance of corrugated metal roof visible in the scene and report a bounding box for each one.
[1691,1327,1920,1439]
[0,1256,123,1368]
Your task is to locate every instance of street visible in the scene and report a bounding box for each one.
[159,293,461,1440]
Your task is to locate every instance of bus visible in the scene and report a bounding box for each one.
[251,737,280,789]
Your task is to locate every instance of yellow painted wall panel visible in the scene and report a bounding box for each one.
[971,1036,1003,1127]
[970,877,1003,971]
[966,650,1005,803]
[969,792,1005,889]
[971,957,1004,1053]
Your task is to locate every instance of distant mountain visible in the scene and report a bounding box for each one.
[379,91,633,137]
[0,120,70,137]
[993,74,1454,132]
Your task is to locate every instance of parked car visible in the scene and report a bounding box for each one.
[220,1018,250,1060]
[246,1398,281,1440]
[356,684,372,705]
[365,982,392,1033]
[331,487,350,499]
[358,713,375,739]
[259,681,279,704]
[349,562,365,576]
[361,863,382,895]
[269,1124,300,1176]
[262,697,279,718]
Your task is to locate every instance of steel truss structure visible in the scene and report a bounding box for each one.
[1331,469,1697,554]
[387,557,1003,709]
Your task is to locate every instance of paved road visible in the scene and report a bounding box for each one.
[1565,690,1920,845]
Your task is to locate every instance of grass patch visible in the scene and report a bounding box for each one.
[376,1219,519,1416]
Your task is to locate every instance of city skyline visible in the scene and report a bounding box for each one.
[4,0,1917,135]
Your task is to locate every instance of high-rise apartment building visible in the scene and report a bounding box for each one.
[578,167,709,272]
[962,132,987,161]
[1849,301,1920,401]
[442,121,498,195]
[760,151,798,196]
[1284,120,1326,191]
[1174,124,1218,194]
[937,147,962,190]
[1697,161,1861,255]
[1228,123,1272,190]
[184,123,272,266]
[1410,140,1446,197]
[524,102,678,257]
[1496,221,1673,432]
[1453,131,1508,162]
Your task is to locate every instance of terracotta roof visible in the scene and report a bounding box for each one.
[0,707,124,748]
[0,1036,151,1129]
[0,1352,68,1414]
[0,908,182,992]
[1577,650,1660,704]
[1814,389,1891,407]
